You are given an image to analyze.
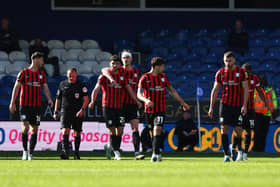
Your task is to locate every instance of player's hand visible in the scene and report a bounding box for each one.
[136,100,142,109]
[181,102,190,111]
[9,103,16,114]
[145,100,154,108]
[76,109,84,118]
[88,102,95,109]
[208,107,214,119]
[48,99,54,108]
[53,113,59,120]
[110,80,118,87]
[241,105,247,116]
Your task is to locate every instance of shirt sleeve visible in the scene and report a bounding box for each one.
[56,82,62,100]
[240,68,247,81]
[139,75,146,89]
[164,74,171,87]
[97,75,105,85]
[81,83,88,97]
[255,75,261,87]
[215,69,221,83]
[17,70,25,84]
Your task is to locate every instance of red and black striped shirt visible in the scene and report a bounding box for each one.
[119,67,141,105]
[247,74,260,109]
[139,72,170,113]
[215,66,247,106]
[98,70,128,109]
[17,68,47,107]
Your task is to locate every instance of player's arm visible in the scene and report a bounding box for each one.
[53,99,61,120]
[76,95,89,118]
[208,81,220,119]
[137,87,154,108]
[42,83,54,108]
[9,81,21,113]
[241,80,249,115]
[89,83,101,109]
[125,85,142,108]
[101,67,117,86]
[166,85,190,110]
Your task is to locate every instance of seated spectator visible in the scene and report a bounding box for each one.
[29,38,59,76]
[175,109,198,152]
[0,18,20,53]
[227,19,249,55]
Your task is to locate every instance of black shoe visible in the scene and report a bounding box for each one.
[60,151,69,160]
[74,153,80,160]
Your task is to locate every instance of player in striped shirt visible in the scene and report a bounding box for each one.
[89,55,142,160]
[9,52,53,160]
[137,57,190,162]
[208,51,249,162]
[241,63,266,160]
[101,50,144,160]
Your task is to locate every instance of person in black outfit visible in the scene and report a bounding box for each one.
[29,38,60,76]
[0,18,20,53]
[227,20,249,55]
[53,68,89,160]
[175,110,198,152]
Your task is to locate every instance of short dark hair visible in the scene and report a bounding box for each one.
[67,68,77,73]
[31,52,44,60]
[224,51,235,58]
[242,63,252,72]
[151,57,165,68]
[110,55,121,62]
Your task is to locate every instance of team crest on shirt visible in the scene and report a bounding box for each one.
[161,77,165,82]
[236,73,240,77]
[120,76,124,81]
[39,75,43,79]
[75,93,80,99]
[134,73,138,78]
[251,80,254,85]
[82,87,88,93]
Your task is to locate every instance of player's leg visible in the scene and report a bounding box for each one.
[151,115,165,162]
[221,124,231,162]
[60,112,71,159]
[28,108,41,160]
[73,117,83,160]
[233,126,243,161]
[20,121,29,160]
[112,113,125,160]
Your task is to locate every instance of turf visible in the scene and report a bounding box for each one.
[0,153,280,187]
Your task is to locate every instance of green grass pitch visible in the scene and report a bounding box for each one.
[0,153,280,187]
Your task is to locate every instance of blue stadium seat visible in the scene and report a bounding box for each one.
[0,86,13,96]
[1,75,16,86]
[203,53,220,64]
[77,75,89,83]
[192,47,208,57]
[249,47,265,56]
[151,47,169,58]
[270,38,280,47]
[198,73,214,82]
[263,51,280,61]
[249,38,266,47]
[209,38,226,47]
[268,47,280,53]
[184,53,200,62]
[243,51,262,61]
[190,38,208,47]
[250,29,270,38]
[209,47,225,57]
[269,29,280,38]
[212,29,228,38]
[139,37,154,51]
[0,108,10,120]
[193,29,209,37]
[170,47,188,58]
[182,63,201,73]
[199,63,218,73]
[176,29,190,41]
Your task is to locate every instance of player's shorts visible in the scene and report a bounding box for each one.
[103,107,125,128]
[19,106,41,126]
[242,109,256,130]
[123,104,140,122]
[219,103,242,127]
[145,112,165,130]
[61,111,83,132]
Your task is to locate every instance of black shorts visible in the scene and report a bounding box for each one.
[219,103,242,127]
[61,111,83,132]
[103,107,125,128]
[242,109,256,130]
[145,112,165,130]
[19,106,41,126]
[123,104,140,122]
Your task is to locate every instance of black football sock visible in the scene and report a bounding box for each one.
[117,135,122,150]
[132,131,140,153]
[152,135,161,155]
[22,133,28,151]
[111,135,118,151]
[222,134,230,156]
[62,134,69,154]
[237,136,242,151]
[244,132,251,153]
[74,136,81,154]
[29,134,37,154]
[232,135,239,150]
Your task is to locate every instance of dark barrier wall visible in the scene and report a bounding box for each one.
[1,1,280,50]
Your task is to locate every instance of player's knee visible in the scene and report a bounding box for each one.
[234,127,243,136]
[62,128,70,135]
[153,126,162,136]
[74,131,80,137]
[221,125,229,134]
